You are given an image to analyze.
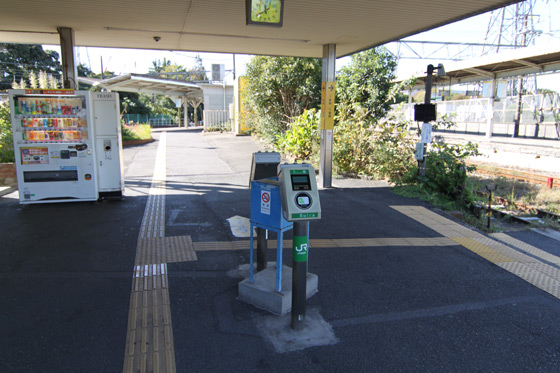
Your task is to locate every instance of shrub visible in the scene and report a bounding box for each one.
[419,140,480,203]
[0,103,15,163]
[276,109,320,163]
[333,107,417,180]
[333,110,377,176]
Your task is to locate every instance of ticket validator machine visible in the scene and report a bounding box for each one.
[278,163,321,330]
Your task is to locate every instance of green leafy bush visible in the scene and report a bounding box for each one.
[122,123,152,141]
[333,107,417,180]
[333,109,377,176]
[276,109,320,163]
[419,140,480,203]
[0,103,15,163]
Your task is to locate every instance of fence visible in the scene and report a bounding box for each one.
[390,94,560,139]
[203,110,231,131]
[122,114,179,127]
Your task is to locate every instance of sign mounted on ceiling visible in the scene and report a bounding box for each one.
[246,0,284,27]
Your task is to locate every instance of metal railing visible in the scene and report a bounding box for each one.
[122,114,179,127]
[203,110,231,131]
[390,94,560,139]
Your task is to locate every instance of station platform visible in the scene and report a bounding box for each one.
[1,128,560,372]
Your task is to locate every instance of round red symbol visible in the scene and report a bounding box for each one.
[262,192,270,203]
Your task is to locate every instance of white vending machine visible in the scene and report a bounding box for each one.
[9,89,124,204]
[91,92,124,198]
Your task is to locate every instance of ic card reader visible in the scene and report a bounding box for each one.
[278,164,321,222]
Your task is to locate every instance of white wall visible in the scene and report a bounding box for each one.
[199,84,234,111]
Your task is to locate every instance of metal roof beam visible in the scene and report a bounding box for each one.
[464,67,495,79]
[512,59,541,69]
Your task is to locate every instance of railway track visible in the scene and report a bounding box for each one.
[468,162,558,189]
[475,191,560,226]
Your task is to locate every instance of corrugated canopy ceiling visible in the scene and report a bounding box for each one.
[401,44,560,88]
[0,0,520,58]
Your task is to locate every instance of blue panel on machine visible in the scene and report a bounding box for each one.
[251,180,292,231]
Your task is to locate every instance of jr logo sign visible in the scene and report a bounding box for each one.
[293,236,308,262]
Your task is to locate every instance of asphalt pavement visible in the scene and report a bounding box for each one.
[1,128,560,372]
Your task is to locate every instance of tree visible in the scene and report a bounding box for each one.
[336,47,398,125]
[150,58,172,75]
[244,56,322,141]
[0,44,61,90]
[77,63,94,77]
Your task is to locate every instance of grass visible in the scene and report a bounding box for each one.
[392,183,504,232]
[122,123,152,142]
[393,173,560,233]
[469,174,560,215]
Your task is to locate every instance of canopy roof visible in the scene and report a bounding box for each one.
[1,0,519,58]
[401,44,560,88]
[95,74,202,98]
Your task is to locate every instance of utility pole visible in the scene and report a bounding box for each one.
[418,64,434,177]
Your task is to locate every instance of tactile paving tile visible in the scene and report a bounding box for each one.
[191,237,457,251]
[139,190,166,239]
[124,264,176,373]
[392,205,560,300]
[498,262,560,298]
[124,132,176,373]
[136,236,197,266]
[491,232,560,264]
[450,237,516,264]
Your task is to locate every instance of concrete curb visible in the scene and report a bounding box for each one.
[122,138,155,147]
[0,186,16,197]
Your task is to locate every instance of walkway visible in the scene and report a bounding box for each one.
[1,129,560,372]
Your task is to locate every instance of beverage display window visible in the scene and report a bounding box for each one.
[13,93,89,144]
[9,89,98,204]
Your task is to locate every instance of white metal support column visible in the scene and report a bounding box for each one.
[183,96,188,127]
[319,44,336,188]
[58,27,78,89]
[486,78,497,138]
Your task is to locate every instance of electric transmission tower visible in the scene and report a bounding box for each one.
[483,0,539,54]
[483,0,540,95]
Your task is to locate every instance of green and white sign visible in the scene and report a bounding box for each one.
[293,235,308,262]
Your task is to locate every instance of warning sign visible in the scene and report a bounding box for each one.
[261,190,271,215]
[320,81,335,130]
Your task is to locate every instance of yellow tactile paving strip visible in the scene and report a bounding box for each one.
[124,132,197,373]
[125,264,175,373]
[136,236,197,266]
[491,232,560,265]
[392,205,560,300]
[192,237,456,251]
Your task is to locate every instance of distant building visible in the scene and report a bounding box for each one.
[199,83,234,111]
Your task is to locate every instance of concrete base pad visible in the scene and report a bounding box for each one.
[238,263,318,315]
[256,307,338,353]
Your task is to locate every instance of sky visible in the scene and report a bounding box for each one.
[43,0,560,89]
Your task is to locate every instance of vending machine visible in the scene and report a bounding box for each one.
[9,89,122,204]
